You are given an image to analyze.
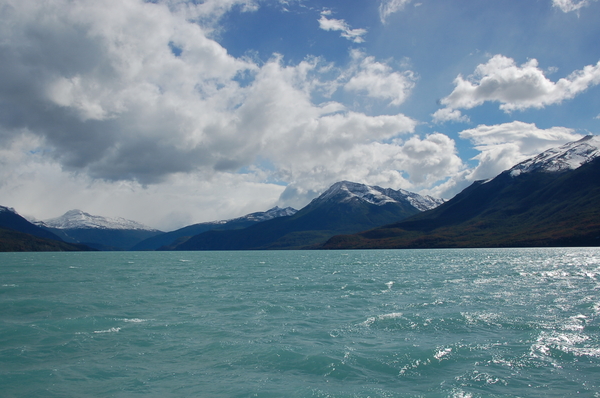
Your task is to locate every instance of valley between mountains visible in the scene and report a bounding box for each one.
[1,136,600,251]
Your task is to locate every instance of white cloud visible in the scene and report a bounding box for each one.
[552,0,598,12]
[7,0,586,230]
[278,133,464,208]
[458,121,583,181]
[0,133,285,231]
[163,0,260,28]
[0,0,433,227]
[441,55,600,112]
[318,11,367,43]
[431,108,470,124]
[423,121,584,199]
[379,0,412,23]
[344,50,417,106]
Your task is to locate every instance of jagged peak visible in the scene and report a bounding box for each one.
[509,135,600,177]
[312,181,444,211]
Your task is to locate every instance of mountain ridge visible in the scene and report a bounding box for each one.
[171,181,444,250]
[0,206,95,251]
[131,206,297,251]
[41,209,159,231]
[509,135,600,177]
[322,136,600,249]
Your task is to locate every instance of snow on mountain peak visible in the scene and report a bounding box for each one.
[0,205,17,214]
[217,206,297,224]
[236,206,298,222]
[43,209,157,231]
[509,135,600,177]
[314,181,444,211]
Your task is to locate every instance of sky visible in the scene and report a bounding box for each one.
[0,0,599,231]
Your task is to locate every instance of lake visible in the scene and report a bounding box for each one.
[1,248,599,397]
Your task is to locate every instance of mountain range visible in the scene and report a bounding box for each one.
[323,135,600,249]
[131,206,298,250]
[35,209,163,251]
[170,181,444,250]
[1,135,599,251]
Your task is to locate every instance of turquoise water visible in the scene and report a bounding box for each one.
[1,249,599,397]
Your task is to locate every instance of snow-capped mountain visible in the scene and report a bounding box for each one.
[324,137,600,249]
[0,205,16,214]
[173,181,445,251]
[510,135,600,177]
[42,209,158,231]
[310,181,444,211]
[217,206,297,224]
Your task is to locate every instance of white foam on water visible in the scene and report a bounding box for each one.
[561,315,587,331]
[360,312,403,327]
[378,312,403,320]
[451,390,473,398]
[434,347,452,360]
[531,331,600,359]
[360,317,376,327]
[93,327,121,334]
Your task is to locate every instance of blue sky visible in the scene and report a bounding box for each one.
[0,0,599,230]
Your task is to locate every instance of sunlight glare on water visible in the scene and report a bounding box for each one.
[1,248,599,397]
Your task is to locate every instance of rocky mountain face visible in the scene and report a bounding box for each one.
[323,136,600,249]
[172,181,444,250]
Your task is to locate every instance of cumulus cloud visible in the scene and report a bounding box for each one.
[458,121,583,181]
[379,0,412,23]
[278,133,464,208]
[0,0,435,226]
[318,11,367,43]
[0,134,285,230]
[422,121,584,199]
[0,0,257,182]
[431,108,470,124]
[0,0,413,184]
[163,0,260,27]
[343,50,417,106]
[440,55,600,112]
[552,0,598,12]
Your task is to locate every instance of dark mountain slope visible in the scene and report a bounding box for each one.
[39,209,163,251]
[0,206,64,241]
[173,181,443,250]
[0,207,94,251]
[323,157,600,249]
[132,207,296,251]
[0,227,94,252]
[45,228,163,251]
